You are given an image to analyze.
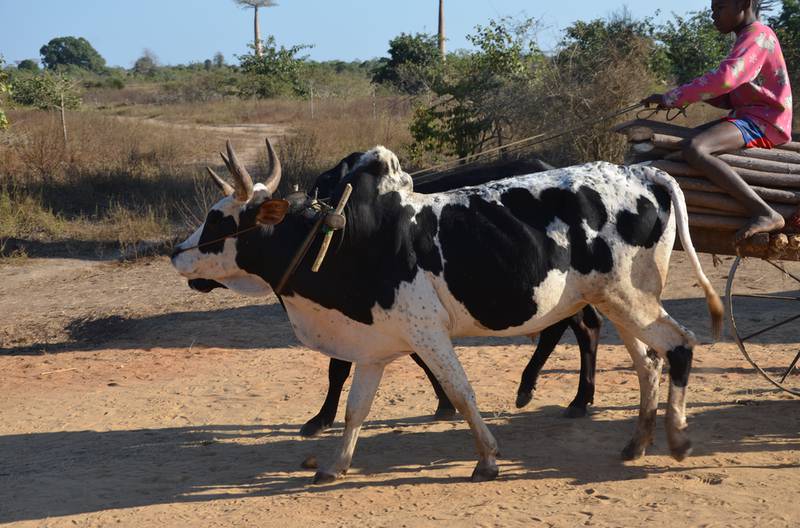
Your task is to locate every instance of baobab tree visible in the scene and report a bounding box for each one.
[233,0,279,57]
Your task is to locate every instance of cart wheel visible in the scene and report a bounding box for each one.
[725,256,800,396]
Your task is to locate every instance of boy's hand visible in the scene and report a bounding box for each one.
[641,94,667,108]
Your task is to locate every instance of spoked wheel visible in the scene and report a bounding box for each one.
[725,256,800,396]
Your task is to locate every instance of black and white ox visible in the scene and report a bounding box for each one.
[171,139,723,483]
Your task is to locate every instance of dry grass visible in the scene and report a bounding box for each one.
[0,94,416,258]
[0,108,222,257]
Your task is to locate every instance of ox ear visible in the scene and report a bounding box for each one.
[256,199,290,225]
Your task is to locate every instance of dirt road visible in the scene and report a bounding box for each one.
[1,253,799,527]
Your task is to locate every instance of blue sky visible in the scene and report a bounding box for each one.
[1,0,711,68]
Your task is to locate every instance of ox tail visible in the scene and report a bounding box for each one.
[646,166,724,341]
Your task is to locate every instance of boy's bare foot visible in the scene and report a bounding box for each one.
[735,212,785,243]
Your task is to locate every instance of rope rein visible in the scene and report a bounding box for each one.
[171,224,264,256]
[409,101,651,179]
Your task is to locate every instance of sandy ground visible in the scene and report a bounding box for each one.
[1,251,799,527]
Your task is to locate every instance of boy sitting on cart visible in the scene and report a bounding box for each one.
[643,0,793,242]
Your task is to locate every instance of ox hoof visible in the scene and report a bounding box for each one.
[312,470,340,485]
[670,440,693,462]
[515,391,533,409]
[470,461,499,483]
[299,420,331,438]
[563,405,588,419]
[434,406,457,421]
[620,440,647,461]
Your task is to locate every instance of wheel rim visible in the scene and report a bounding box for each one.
[725,256,800,397]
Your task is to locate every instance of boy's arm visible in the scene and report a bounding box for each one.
[664,27,773,108]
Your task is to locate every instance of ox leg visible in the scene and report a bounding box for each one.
[300,358,352,437]
[410,353,457,421]
[412,337,499,482]
[616,329,663,460]
[313,362,385,484]
[601,303,696,462]
[515,318,570,409]
[565,305,602,418]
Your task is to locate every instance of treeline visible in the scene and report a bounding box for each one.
[2,2,799,164]
[400,2,800,163]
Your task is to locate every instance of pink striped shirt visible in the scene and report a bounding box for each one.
[664,21,793,146]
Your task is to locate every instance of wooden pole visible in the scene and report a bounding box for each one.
[651,160,800,189]
[616,119,800,153]
[682,190,796,217]
[688,213,749,230]
[651,133,800,164]
[674,176,800,204]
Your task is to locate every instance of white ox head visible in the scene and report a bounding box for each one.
[171,138,290,296]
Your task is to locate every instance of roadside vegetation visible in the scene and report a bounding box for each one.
[1,1,798,259]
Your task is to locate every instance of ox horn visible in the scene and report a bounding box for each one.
[221,140,254,201]
[263,137,282,195]
[206,167,234,197]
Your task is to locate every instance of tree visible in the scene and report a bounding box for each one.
[133,49,159,76]
[410,17,543,157]
[11,72,82,147]
[238,36,311,97]
[17,59,40,71]
[372,33,442,93]
[40,36,106,73]
[769,0,800,87]
[233,0,279,58]
[213,51,226,68]
[656,10,731,84]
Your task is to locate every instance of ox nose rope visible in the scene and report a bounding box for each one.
[171,224,264,256]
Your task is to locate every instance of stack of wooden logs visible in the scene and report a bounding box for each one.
[615,119,800,259]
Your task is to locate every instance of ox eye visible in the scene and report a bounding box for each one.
[198,210,238,254]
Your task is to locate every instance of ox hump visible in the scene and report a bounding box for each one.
[355,146,414,195]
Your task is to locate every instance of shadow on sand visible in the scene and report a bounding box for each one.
[1,399,798,523]
[4,292,799,356]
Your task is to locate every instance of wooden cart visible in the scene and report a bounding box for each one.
[617,120,800,396]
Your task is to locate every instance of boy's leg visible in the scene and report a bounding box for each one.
[684,121,785,242]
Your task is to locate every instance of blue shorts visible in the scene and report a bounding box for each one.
[725,117,774,149]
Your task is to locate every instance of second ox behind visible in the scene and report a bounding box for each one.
[171,138,723,483]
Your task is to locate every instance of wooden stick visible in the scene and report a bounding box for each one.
[721,154,800,175]
[651,160,800,189]
[682,190,796,217]
[771,233,789,251]
[312,183,353,273]
[674,176,800,204]
[687,206,742,217]
[651,134,800,164]
[40,367,78,376]
[688,213,747,230]
[678,227,770,257]
[617,119,800,153]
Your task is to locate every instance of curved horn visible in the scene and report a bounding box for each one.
[206,167,235,197]
[225,140,254,201]
[263,137,282,195]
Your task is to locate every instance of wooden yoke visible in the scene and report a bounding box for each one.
[312,183,353,272]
